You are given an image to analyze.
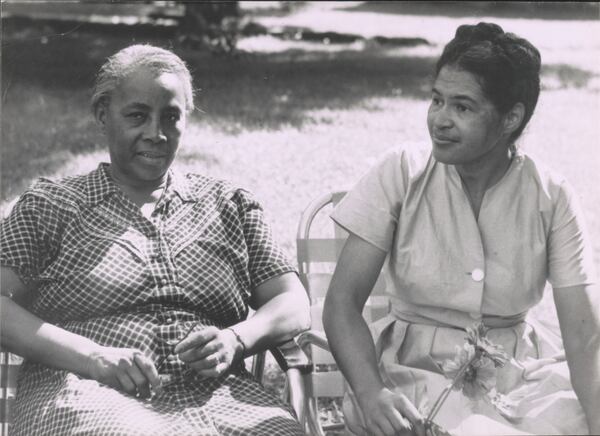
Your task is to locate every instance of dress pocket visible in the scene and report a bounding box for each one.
[373,317,409,363]
[427,325,466,373]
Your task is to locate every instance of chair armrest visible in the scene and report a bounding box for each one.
[268,340,312,433]
[296,329,330,352]
[269,339,313,375]
[282,331,338,436]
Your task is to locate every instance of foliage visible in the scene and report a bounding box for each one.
[177,2,240,54]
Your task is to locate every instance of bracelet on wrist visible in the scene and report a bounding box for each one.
[225,327,247,357]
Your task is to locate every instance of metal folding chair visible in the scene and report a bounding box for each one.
[295,191,390,435]
[0,350,20,436]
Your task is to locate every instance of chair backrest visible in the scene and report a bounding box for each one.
[296,191,389,401]
[0,350,21,436]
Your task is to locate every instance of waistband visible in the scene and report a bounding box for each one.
[390,300,527,329]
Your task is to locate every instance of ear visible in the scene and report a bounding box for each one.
[502,102,525,137]
[94,100,108,130]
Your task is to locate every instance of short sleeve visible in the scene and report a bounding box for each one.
[0,191,62,286]
[331,149,409,252]
[547,180,597,288]
[232,189,297,288]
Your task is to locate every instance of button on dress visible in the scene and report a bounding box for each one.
[0,164,302,436]
[331,148,596,435]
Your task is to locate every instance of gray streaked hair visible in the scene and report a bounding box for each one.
[91,44,194,113]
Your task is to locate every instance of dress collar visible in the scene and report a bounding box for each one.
[446,148,523,195]
[85,163,196,207]
[167,170,195,203]
[84,163,119,206]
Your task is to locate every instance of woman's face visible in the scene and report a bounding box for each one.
[96,69,188,187]
[427,65,507,165]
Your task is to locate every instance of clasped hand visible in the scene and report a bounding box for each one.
[174,326,244,377]
[86,327,243,398]
[86,347,161,399]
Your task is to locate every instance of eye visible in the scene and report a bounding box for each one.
[431,96,442,106]
[455,103,469,113]
[163,112,181,124]
[127,112,146,121]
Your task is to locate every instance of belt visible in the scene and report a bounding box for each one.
[389,298,527,329]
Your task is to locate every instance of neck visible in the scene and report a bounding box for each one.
[455,144,514,194]
[107,166,168,201]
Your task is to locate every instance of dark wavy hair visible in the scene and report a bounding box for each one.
[436,22,541,141]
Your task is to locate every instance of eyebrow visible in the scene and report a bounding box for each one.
[121,103,182,113]
[121,103,150,112]
[432,88,478,105]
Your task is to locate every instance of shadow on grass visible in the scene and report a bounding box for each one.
[340,1,600,21]
[541,64,596,89]
[189,50,435,133]
[1,21,438,200]
[2,19,598,201]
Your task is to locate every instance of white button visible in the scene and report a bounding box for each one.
[471,268,484,282]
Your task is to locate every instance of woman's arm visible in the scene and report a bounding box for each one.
[322,234,425,436]
[554,284,600,434]
[233,271,311,353]
[0,266,161,398]
[175,271,310,376]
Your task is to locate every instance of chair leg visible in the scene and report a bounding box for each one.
[251,351,266,383]
[285,369,309,433]
[307,396,326,436]
[1,352,8,436]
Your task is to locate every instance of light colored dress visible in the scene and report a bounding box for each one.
[331,148,597,435]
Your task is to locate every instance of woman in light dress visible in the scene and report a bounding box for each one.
[323,22,599,436]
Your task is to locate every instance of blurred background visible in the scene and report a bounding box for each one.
[2,1,599,431]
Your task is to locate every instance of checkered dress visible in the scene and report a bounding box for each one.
[0,164,302,436]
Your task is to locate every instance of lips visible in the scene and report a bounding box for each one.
[432,134,458,144]
[137,151,166,159]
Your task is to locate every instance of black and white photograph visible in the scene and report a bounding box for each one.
[1,2,599,435]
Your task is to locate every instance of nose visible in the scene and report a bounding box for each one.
[144,117,167,143]
[432,106,453,130]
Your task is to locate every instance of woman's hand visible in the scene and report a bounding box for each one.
[174,326,243,378]
[86,346,162,398]
[356,387,426,436]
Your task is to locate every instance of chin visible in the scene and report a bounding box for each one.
[133,167,169,183]
[432,146,461,165]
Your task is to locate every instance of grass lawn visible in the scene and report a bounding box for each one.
[2,6,599,433]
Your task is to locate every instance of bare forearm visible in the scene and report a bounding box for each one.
[323,293,385,396]
[566,345,600,433]
[563,324,600,433]
[322,234,389,397]
[0,296,100,377]
[554,284,600,433]
[231,284,310,356]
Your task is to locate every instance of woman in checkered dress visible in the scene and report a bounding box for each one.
[0,45,310,436]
